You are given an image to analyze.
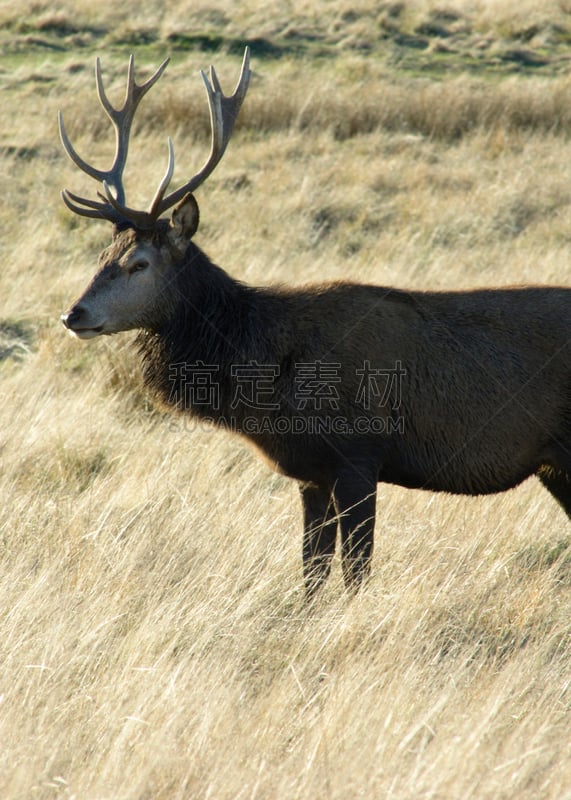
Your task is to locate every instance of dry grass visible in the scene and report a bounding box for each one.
[1,2,571,798]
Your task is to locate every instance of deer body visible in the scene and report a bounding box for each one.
[60,51,571,596]
[139,248,571,495]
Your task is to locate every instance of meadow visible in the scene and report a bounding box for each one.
[1,0,571,797]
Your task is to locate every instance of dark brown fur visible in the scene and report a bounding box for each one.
[127,218,571,595]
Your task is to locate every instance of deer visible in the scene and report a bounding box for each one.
[60,49,571,599]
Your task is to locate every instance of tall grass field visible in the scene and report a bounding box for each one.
[1,1,571,797]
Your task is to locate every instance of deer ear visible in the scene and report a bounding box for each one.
[168,193,199,248]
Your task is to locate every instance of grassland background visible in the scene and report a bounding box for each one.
[1,1,571,798]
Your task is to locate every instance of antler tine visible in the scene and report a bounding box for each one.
[152,46,251,217]
[148,137,175,218]
[94,56,117,121]
[59,111,109,184]
[61,189,124,224]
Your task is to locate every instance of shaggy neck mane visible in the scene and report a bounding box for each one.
[136,242,278,418]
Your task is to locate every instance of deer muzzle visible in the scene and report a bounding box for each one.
[61,306,104,339]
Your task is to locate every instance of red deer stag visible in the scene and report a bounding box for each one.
[60,50,571,597]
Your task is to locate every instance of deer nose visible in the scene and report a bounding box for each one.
[61,306,85,330]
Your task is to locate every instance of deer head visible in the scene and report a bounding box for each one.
[60,49,251,338]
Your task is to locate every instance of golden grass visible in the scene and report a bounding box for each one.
[1,2,571,798]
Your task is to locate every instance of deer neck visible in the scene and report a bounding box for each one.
[137,245,260,416]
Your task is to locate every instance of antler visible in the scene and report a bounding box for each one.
[59,47,251,229]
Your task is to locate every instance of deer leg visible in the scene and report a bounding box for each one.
[300,482,338,598]
[539,471,571,519]
[333,470,378,592]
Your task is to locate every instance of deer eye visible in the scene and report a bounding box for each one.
[128,260,149,275]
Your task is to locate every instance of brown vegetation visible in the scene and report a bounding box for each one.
[1,1,571,798]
